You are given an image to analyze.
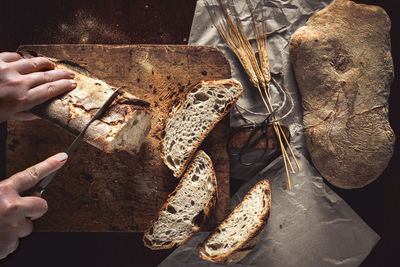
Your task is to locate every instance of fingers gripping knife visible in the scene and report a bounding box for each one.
[26,87,135,197]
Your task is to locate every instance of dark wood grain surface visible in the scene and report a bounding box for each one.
[0,0,399,266]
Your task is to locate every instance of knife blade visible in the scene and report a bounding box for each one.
[27,87,122,197]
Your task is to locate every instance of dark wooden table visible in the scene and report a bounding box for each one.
[0,0,398,266]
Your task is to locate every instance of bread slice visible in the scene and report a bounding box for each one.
[143,150,218,250]
[197,179,271,264]
[162,79,243,178]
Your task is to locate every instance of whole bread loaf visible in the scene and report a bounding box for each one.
[162,79,243,178]
[30,58,151,154]
[197,179,271,264]
[289,0,395,188]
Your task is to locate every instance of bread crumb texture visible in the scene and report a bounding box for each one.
[198,179,271,264]
[143,150,217,249]
[163,79,242,177]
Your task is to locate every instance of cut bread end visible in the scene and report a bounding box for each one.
[143,150,218,250]
[197,179,271,264]
[162,79,243,178]
[101,109,151,154]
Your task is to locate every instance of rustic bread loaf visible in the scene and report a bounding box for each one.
[197,179,271,264]
[162,79,243,178]
[289,0,395,188]
[30,59,151,154]
[143,150,217,250]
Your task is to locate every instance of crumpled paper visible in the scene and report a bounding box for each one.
[159,0,380,266]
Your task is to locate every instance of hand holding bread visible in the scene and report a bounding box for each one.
[0,52,76,122]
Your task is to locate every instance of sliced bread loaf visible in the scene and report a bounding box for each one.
[162,79,243,178]
[28,56,151,154]
[197,179,271,264]
[143,150,218,250]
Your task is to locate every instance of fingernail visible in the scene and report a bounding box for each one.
[67,70,75,78]
[54,152,68,162]
[70,79,77,88]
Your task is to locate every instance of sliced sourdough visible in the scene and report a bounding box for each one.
[197,179,271,264]
[143,150,218,250]
[162,79,243,178]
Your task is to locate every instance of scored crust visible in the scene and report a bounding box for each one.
[162,79,243,178]
[197,179,271,264]
[143,150,218,250]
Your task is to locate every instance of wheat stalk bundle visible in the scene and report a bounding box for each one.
[206,0,300,189]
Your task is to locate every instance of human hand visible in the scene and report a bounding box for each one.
[0,152,68,259]
[0,52,76,122]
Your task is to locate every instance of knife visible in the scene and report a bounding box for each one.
[26,87,122,197]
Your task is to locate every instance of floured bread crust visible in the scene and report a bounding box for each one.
[289,0,395,188]
[32,60,151,154]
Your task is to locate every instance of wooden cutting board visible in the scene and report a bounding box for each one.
[6,44,231,232]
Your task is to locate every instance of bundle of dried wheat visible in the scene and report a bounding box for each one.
[206,0,300,189]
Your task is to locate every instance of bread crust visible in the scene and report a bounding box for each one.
[26,55,151,154]
[143,150,218,250]
[289,0,394,188]
[162,79,243,178]
[197,179,271,264]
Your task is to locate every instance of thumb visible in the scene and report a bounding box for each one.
[9,153,68,194]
